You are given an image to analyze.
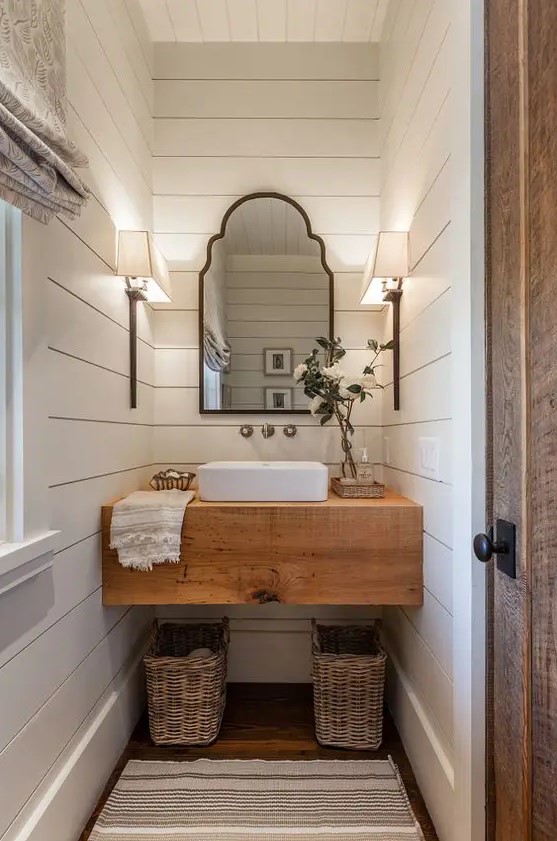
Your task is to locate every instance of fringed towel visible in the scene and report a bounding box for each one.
[110,490,194,571]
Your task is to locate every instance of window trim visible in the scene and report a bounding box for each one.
[0,199,24,543]
[0,201,59,589]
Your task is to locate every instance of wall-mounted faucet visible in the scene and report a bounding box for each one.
[239,423,295,440]
[261,423,275,439]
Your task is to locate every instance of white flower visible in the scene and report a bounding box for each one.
[338,375,362,400]
[338,372,378,399]
[361,373,377,390]
[321,363,345,381]
[309,395,326,416]
[293,362,308,382]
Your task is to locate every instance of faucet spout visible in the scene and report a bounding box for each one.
[261,423,275,439]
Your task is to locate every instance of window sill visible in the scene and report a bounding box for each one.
[0,531,60,596]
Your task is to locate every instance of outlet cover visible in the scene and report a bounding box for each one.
[419,437,440,481]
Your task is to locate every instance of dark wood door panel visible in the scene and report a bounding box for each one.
[528,3,557,837]
[486,0,531,838]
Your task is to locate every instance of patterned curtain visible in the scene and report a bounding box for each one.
[0,0,89,222]
[203,261,231,373]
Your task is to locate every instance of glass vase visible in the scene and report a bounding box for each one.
[339,426,357,480]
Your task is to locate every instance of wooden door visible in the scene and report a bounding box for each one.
[486,1,557,839]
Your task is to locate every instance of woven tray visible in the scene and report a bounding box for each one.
[149,469,195,491]
[331,478,385,499]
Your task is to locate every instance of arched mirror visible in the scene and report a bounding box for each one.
[199,193,334,414]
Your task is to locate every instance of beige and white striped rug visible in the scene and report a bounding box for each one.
[89,758,425,840]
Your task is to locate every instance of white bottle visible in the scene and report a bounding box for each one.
[356,447,374,483]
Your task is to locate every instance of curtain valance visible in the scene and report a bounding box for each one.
[0,0,89,222]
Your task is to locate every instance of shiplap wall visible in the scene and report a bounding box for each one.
[151,42,385,676]
[0,4,155,840]
[152,42,384,467]
[377,2,454,840]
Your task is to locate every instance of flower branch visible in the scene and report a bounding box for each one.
[294,337,394,479]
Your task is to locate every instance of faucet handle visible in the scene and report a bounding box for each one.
[239,424,254,438]
[283,424,298,438]
[261,423,275,439]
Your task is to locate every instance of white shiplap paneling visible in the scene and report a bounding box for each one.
[137,0,389,43]
[150,41,386,669]
[1,4,154,839]
[379,2,455,839]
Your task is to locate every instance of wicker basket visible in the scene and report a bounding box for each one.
[312,620,387,750]
[144,618,229,745]
[331,478,385,499]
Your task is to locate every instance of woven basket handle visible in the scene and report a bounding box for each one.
[222,616,231,647]
[311,618,320,654]
[146,619,160,656]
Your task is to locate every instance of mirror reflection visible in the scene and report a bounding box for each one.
[201,195,333,413]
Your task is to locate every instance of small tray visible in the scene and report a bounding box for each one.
[331,478,385,499]
[149,469,195,491]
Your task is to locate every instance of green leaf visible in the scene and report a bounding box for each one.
[315,337,331,349]
[320,413,333,426]
[367,339,379,351]
[347,384,362,394]
[380,340,395,350]
[360,392,366,402]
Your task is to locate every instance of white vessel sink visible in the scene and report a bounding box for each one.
[197,461,329,502]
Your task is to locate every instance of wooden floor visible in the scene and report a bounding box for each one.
[80,683,438,841]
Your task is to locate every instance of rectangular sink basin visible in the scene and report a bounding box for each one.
[197,461,329,502]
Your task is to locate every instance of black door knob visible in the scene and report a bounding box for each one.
[473,529,509,563]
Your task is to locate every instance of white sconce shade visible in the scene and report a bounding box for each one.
[116,230,172,303]
[360,231,409,305]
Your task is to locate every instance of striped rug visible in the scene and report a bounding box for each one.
[89,758,425,840]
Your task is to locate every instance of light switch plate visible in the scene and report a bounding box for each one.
[419,437,440,481]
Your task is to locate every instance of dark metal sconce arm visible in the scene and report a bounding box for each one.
[383,279,403,412]
[125,280,147,410]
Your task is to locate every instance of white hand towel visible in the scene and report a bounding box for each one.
[110,489,194,571]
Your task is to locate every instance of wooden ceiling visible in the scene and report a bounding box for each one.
[137,0,390,43]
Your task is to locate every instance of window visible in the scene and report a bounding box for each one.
[0,201,58,594]
[203,365,222,411]
[0,199,23,544]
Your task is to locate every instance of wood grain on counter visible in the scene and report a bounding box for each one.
[102,489,423,606]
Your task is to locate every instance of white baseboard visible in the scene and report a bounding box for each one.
[384,643,455,841]
[4,637,148,841]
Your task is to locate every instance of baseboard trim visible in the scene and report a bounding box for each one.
[384,642,455,841]
[4,633,149,841]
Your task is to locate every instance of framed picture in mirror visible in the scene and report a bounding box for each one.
[264,348,293,376]
[265,388,293,411]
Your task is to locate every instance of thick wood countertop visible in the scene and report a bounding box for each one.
[102,489,423,606]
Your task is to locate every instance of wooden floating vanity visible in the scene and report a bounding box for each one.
[102,490,423,606]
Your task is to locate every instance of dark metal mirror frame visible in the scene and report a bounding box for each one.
[199,192,335,415]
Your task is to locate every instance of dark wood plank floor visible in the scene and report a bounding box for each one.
[80,683,438,841]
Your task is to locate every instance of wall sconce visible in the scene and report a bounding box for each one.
[116,230,172,408]
[360,231,409,411]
